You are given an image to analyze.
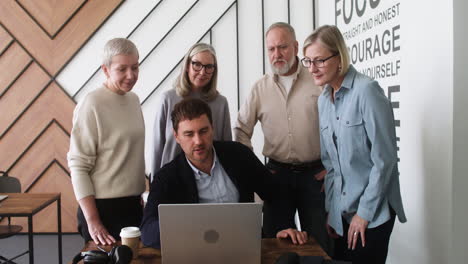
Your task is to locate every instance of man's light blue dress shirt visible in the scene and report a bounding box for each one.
[186,148,239,203]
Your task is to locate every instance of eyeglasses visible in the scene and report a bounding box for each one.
[191,61,216,74]
[301,54,338,68]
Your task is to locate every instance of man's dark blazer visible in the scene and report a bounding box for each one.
[140,141,279,249]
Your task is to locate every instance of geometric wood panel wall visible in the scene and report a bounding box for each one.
[0,0,123,233]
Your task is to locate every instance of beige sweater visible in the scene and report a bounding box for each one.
[234,62,322,163]
[68,86,146,200]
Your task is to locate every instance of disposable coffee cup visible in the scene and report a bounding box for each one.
[120,226,141,259]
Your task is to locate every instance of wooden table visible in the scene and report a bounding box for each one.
[82,237,330,264]
[0,193,62,264]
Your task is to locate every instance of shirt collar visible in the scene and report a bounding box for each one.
[272,57,301,82]
[340,65,357,90]
[323,64,357,98]
[186,147,218,180]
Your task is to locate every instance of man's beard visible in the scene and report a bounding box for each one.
[271,57,296,75]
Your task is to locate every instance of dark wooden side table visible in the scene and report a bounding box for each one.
[0,193,62,264]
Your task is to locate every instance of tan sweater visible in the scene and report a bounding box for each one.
[68,86,146,200]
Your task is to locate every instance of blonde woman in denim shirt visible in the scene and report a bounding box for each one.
[301,25,406,264]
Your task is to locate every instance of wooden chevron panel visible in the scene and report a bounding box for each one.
[0,83,73,172]
[0,25,13,55]
[0,42,31,95]
[10,163,78,233]
[0,0,122,75]
[8,121,70,192]
[0,62,50,134]
[17,0,86,37]
[0,0,123,232]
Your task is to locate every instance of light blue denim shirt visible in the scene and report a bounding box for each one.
[186,148,239,203]
[318,65,406,236]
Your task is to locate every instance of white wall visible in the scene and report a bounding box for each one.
[316,0,457,263]
[395,1,453,263]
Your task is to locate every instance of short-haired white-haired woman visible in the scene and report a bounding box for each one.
[302,25,407,263]
[150,42,232,181]
[68,38,146,245]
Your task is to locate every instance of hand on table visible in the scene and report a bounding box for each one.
[87,219,116,245]
[276,228,308,245]
[347,214,368,250]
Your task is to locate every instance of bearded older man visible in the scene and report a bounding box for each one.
[234,22,331,254]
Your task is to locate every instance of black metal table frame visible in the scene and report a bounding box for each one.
[0,194,62,264]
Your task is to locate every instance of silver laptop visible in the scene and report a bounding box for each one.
[158,203,262,264]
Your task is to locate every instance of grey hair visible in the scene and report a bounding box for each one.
[303,25,350,76]
[102,38,139,66]
[175,42,219,102]
[266,22,296,41]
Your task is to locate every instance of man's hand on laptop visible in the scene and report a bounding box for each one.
[276,228,308,245]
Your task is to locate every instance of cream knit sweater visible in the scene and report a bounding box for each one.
[68,86,146,200]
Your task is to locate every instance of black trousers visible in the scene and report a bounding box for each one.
[333,211,396,264]
[77,196,143,242]
[262,161,331,254]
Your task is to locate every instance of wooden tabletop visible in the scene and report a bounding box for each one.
[262,237,330,263]
[82,237,330,264]
[0,193,60,216]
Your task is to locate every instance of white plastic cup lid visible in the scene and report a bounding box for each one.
[120,227,141,238]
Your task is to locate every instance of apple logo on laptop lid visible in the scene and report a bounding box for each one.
[204,229,220,243]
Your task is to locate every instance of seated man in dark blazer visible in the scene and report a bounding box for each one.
[141,98,307,249]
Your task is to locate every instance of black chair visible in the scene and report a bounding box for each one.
[0,171,26,264]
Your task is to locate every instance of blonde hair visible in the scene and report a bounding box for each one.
[175,43,219,102]
[102,38,139,66]
[303,25,350,76]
